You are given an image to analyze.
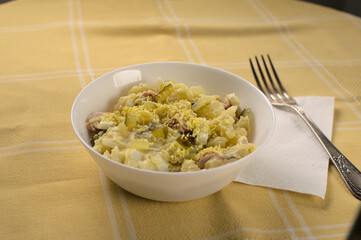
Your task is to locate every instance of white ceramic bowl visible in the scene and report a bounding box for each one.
[71,62,275,202]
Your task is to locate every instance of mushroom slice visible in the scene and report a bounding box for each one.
[86,112,105,133]
[197,152,225,169]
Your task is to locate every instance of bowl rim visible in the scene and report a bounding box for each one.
[71,61,276,176]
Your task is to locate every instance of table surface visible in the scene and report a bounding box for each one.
[1,0,361,239]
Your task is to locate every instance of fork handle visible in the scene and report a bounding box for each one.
[292,105,361,200]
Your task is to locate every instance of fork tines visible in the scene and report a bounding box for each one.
[249,54,290,102]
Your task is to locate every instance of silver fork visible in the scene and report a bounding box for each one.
[250,54,361,200]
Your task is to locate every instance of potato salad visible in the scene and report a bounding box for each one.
[86,80,256,172]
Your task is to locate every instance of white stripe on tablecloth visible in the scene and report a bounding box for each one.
[0,146,84,157]
[0,140,80,151]
[209,59,361,67]
[196,227,290,240]
[197,222,352,240]
[0,74,81,83]
[118,188,137,240]
[277,14,350,23]
[267,189,298,239]
[0,22,69,33]
[76,0,95,81]
[299,233,347,240]
[97,169,122,240]
[0,69,80,79]
[335,127,361,131]
[310,223,351,230]
[284,192,315,239]
[68,0,86,89]
[178,17,265,24]
[0,67,119,82]
[320,59,361,65]
[211,63,310,69]
[335,120,361,125]
[247,0,271,24]
[165,0,205,65]
[156,0,194,62]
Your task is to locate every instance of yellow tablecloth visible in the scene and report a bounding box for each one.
[1,0,361,239]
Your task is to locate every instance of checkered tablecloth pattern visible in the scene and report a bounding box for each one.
[1,0,361,239]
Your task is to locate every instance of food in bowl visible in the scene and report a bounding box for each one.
[86,79,256,172]
[72,62,275,201]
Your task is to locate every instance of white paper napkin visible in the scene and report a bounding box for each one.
[235,96,335,199]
